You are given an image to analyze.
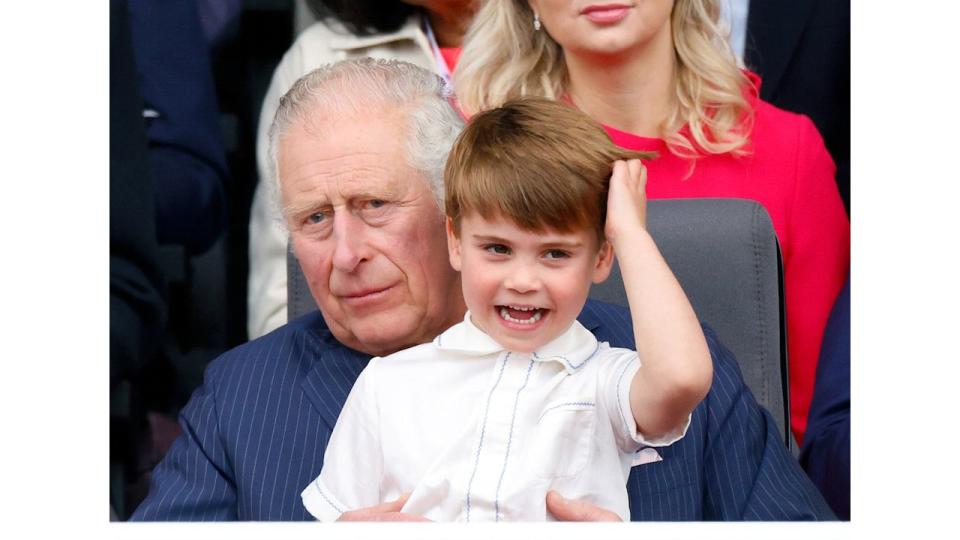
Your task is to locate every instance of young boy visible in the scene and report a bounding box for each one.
[301,98,713,522]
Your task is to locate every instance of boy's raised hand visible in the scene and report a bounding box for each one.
[604,159,649,246]
[604,158,713,441]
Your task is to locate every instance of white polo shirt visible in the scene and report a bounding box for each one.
[302,312,690,521]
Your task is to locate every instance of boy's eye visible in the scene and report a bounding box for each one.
[545,249,570,260]
[484,244,511,255]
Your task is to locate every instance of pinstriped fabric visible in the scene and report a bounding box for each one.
[131,312,369,521]
[131,302,833,521]
[583,300,833,521]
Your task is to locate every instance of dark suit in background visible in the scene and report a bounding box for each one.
[800,279,851,520]
[746,0,851,214]
[113,0,236,519]
[110,0,168,518]
[128,0,230,255]
[131,301,834,521]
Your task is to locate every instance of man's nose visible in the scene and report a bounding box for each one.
[504,262,542,293]
[330,213,368,272]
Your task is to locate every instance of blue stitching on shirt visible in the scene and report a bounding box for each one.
[465,352,510,522]
[536,401,596,423]
[535,341,601,371]
[494,357,535,522]
[314,476,343,514]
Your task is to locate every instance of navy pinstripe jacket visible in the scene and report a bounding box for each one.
[131,300,834,521]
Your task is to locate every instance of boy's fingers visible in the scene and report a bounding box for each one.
[611,160,627,183]
[373,492,412,513]
[545,490,621,522]
[626,159,646,187]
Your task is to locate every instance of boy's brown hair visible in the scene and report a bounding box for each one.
[444,97,655,243]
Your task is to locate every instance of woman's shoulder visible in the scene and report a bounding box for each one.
[750,95,823,149]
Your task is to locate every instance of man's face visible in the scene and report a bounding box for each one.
[278,110,464,356]
[446,212,613,353]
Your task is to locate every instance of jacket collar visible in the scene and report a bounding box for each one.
[434,311,602,375]
[298,317,372,431]
[327,13,429,53]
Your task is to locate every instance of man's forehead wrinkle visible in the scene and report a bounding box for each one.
[286,150,390,188]
[285,159,406,205]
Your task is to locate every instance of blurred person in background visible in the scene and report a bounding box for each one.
[110,0,168,519]
[800,278,851,520]
[112,0,234,518]
[128,0,230,257]
[730,0,850,214]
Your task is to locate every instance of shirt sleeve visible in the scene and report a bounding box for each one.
[597,347,691,453]
[783,115,850,442]
[301,359,384,521]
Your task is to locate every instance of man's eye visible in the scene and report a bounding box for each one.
[484,244,510,255]
[359,199,389,212]
[307,212,327,224]
[359,199,391,219]
[545,249,570,260]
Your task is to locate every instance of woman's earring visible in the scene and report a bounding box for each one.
[533,12,542,31]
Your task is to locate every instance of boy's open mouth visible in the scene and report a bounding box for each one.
[497,305,546,325]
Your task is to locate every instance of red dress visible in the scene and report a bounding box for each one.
[604,77,850,443]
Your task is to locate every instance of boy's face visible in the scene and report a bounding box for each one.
[446,212,614,353]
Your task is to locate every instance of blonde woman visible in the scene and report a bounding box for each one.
[454,0,849,444]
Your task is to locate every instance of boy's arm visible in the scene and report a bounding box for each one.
[605,160,713,440]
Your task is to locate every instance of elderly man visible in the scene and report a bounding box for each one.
[131,59,833,521]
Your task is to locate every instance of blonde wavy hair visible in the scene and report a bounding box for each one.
[454,0,753,159]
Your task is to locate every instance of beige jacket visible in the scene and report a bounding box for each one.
[248,14,435,339]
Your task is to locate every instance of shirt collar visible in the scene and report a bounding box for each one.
[327,13,428,53]
[434,311,601,374]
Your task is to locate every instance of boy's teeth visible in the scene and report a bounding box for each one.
[499,307,543,325]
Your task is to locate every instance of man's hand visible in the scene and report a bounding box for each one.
[336,493,431,522]
[604,159,649,246]
[546,490,621,521]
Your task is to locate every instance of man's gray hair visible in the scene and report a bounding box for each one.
[268,58,464,218]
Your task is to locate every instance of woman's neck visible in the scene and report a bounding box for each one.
[425,3,477,47]
[564,31,676,138]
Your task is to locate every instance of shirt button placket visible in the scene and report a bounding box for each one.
[468,352,530,520]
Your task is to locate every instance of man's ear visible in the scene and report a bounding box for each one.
[446,217,463,271]
[591,240,615,284]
